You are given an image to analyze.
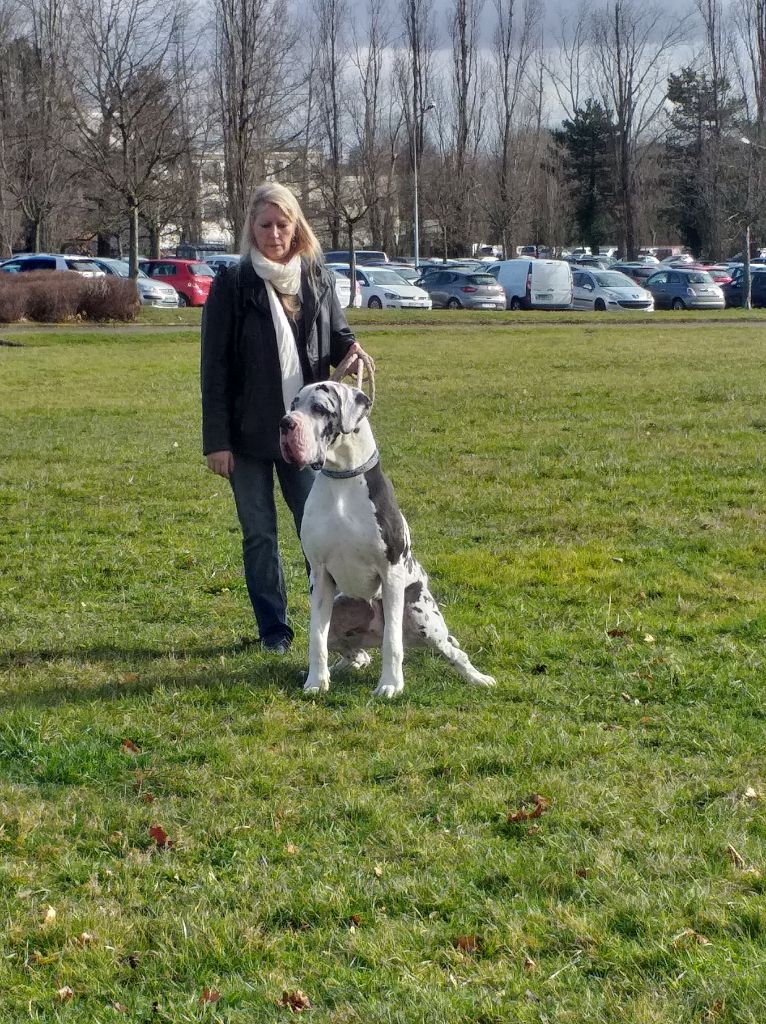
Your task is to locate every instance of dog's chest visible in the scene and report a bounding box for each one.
[302,475,399,596]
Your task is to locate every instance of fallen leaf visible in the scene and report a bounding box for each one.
[121,673,139,684]
[348,914,362,928]
[142,792,155,804]
[56,986,74,1003]
[575,868,590,878]
[643,634,655,643]
[121,738,141,755]
[672,928,711,947]
[199,988,221,1005]
[744,786,761,801]
[702,999,724,1021]
[111,1001,129,1013]
[285,843,299,855]
[726,844,746,869]
[453,934,481,953]
[523,955,537,972]
[610,556,624,563]
[373,864,383,877]
[43,906,57,926]
[149,824,173,849]
[280,989,311,1012]
[508,794,551,824]
[77,932,94,946]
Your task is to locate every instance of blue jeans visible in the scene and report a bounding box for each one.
[229,455,316,644]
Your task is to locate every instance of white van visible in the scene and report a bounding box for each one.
[489,258,573,310]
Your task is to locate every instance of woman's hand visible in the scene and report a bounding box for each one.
[347,341,376,376]
[206,450,235,478]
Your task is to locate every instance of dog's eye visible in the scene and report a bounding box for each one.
[311,403,327,415]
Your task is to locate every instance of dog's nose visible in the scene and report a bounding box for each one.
[279,415,295,434]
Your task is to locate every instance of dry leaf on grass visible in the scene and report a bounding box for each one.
[149,825,173,849]
[77,931,94,946]
[199,988,221,1005]
[373,864,384,877]
[523,955,537,972]
[55,986,74,1003]
[285,843,299,855]
[453,934,482,953]
[507,794,551,824]
[43,906,57,927]
[280,989,311,1012]
[120,738,141,755]
[672,928,711,947]
[111,1001,129,1013]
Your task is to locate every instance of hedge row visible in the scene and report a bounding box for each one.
[0,271,140,323]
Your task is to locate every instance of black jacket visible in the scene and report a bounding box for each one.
[201,256,357,459]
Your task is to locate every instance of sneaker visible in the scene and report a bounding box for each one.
[262,637,291,655]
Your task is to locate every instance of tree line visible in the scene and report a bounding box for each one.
[0,0,764,274]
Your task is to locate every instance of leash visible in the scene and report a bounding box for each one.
[331,344,376,406]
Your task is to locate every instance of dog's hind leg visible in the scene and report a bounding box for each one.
[405,586,495,687]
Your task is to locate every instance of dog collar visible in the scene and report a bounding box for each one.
[321,449,380,479]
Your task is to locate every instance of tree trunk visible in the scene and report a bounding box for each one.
[128,198,140,279]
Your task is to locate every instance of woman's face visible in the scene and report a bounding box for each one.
[252,203,296,263]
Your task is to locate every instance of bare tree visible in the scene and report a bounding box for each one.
[486,0,540,255]
[591,0,689,259]
[314,0,348,248]
[213,0,298,243]
[69,0,191,275]
[3,0,75,251]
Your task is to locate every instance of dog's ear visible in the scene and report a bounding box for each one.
[337,385,372,434]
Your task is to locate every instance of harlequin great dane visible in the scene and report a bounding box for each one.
[279,381,496,698]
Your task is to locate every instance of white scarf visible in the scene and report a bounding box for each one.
[250,247,303,414]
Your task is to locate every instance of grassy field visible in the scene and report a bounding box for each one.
[1,314,765,1022]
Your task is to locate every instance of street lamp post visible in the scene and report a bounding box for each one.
[413,99,435,268]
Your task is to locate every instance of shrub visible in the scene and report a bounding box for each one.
[0,278,28,323]
[23,272,81,322]
[78,276,140,321]
[0,270,140,323]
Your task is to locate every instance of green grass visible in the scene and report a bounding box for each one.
[1,315,766,1022]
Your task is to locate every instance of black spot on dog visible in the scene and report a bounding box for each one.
[364,462,407,564]
[315,383,331,393]
[405,581,423,604]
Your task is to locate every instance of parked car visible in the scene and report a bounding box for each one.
[205,253,241,274]
[572,269,654,311]
[722,266,766,308]
[138,258,215,306]
[418,268,506,310]
[487,258,573,310]
[0,253,105,277]
[90,257,179,307]
[386,263,421,284]
[329,268,362,308]
[323,249,389,265]
[611,262,661,286]
[328,263,432,309]
[644,268,725,310]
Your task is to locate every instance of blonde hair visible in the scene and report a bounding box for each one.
[240,182,323,273]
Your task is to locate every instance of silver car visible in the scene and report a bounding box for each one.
[644,268,725,310]
[572,269,654,312]
[418,268,507,310]
[0,253,105,277]
[91,257,179,307]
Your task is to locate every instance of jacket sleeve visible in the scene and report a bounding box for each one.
[200,268,236,455]
[327,275,358,368]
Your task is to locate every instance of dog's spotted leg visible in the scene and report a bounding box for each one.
[374,571,406,698]
[304,566,336,694]
[408,587,496,687]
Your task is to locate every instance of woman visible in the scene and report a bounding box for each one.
[201,182,372,654]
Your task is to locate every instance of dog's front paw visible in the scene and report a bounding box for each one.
[304,673,330,695]
[373,677,404,699]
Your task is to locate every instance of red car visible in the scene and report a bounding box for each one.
[139,258,215,306]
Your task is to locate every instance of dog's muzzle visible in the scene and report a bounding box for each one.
[279,413,318,469]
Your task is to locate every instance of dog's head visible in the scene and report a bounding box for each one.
[279,381,372,470]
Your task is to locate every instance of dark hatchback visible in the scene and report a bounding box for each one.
[723,267,766,307]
